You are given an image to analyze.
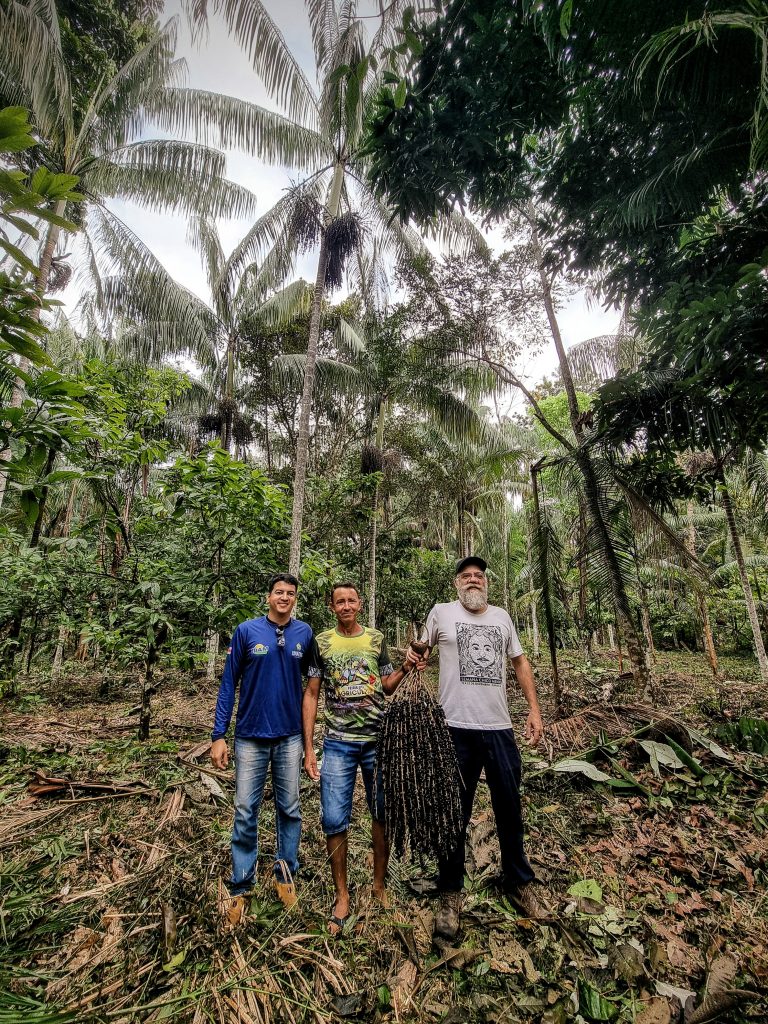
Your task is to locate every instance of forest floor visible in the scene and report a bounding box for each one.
[1,648,767,1024]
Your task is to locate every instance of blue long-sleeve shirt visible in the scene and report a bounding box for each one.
[211,616,318,741]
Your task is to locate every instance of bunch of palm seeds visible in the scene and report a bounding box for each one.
[376,667,463,862]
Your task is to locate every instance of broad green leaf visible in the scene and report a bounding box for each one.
[578,979,617,1021]
[549,758,614,782]
[568,879,603,902]
[638,740,684,776]
[685,726,732,760]
[394,80,407,110]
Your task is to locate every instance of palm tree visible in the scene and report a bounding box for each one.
[0,3,256,505]
[173,0,483,575]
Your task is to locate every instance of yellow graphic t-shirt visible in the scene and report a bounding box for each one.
[315,626,394,741]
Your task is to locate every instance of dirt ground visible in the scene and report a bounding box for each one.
[1,649,766,1023]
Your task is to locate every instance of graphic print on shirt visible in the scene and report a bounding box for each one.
[456,622,503,686]
[315,627,392,740]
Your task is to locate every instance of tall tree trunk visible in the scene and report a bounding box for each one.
[264,392,272,474]
[206,584,221,684]
[29,449,57,548]
[526,535,540,658]
[0,199,67,509]
[720,482,768,683]
[577,494,588,651]
[528,205,651,694]
[685,502,720,678]
[531,462,562,712]
[288,162,345,576]
[368,402,387,628]
[221,335,236,453]
[502,499,510,612]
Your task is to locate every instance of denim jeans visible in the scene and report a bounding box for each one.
[320,737,384,835]
[229,734,303,895]
[438,727,535,893]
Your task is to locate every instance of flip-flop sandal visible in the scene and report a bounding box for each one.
[273,859,297,909]
[327,906,350,936]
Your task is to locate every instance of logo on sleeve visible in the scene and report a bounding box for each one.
[251,643,269,656]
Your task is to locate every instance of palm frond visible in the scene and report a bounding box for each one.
[0,0,71,139]
[89,207,219,366]
[87,143,258,220]
[270,353,361,393]
[307,0,339,74]
[250,279,314,326]
[147,88,331,169]
[78,20,182,155]
[191,0,319,127]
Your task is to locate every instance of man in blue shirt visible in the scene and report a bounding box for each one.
[210,573,318,925]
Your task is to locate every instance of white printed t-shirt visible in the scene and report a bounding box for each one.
[425,600,524,730]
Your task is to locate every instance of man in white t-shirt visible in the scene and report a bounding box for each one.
[417,555,546,938]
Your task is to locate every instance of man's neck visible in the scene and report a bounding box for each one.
[336,620,364,637]
[267,613,292,627]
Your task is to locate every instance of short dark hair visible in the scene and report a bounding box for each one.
[267,573,299,594]
[329,580,361,602]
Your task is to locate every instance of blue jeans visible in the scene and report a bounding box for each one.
[229,734,303,895]
[320,737,384,835]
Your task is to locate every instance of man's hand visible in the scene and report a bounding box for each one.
[210,738,229,770]
[304,748,320,781]
[404,644,429,672]
[524,709,544,746]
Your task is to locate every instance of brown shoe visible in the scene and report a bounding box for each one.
[434,891,462,940]
[510,882,550,920]
[274,860,297,909]
[224,894,248,929]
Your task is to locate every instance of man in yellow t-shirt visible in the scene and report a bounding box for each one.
[302,582,415,935]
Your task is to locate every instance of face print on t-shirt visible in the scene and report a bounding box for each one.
[456,622,503,685]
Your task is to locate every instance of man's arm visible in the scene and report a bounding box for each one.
[511,653,544,746]
[210,626,244,769]
[302,677,322,780]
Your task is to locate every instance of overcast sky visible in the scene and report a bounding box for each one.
[71,0,619,399]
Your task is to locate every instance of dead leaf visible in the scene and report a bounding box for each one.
[609,939,645,982]
[655,980,696,1015]
[636,996,671,1024]
[704,953,738,998]
[666,937,703,972]
[489,930,540,983]
[389,960,418,1013]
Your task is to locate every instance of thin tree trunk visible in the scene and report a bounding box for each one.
[502,499,510,612]
[685,502,720,678]
[264,393,272,474]
[531,461,561,711]
[721,482,768,683]
[0,199,67,509]
[206,584,221,684]
[526,534,541,658]
[528,204,651,694]
[288,162,345,576]
[607,622,616,651]
[28,448,57,548]
[639,585,656,663]
[21,614,38,674]
[51,623,68,684]
[368,479,380,628]
[368,402,387,628]
[221,335,236,453]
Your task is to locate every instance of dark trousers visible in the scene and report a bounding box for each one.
[438,727,535,893]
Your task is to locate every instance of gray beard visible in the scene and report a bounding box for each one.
[458,587,488,612]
